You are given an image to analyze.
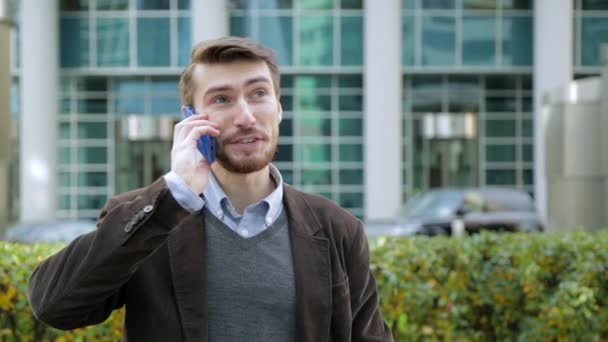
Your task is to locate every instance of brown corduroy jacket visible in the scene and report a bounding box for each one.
[28,177,392,342]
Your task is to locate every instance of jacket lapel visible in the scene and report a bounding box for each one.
[284,185,331,342]
[168,212,207,342]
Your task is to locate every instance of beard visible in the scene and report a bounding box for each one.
[215,128,278,174]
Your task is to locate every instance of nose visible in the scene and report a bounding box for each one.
[233,99,256,128]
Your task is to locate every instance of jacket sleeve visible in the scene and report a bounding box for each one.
[27,177,191,330]
[348,221,393,342]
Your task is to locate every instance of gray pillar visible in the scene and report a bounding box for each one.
[20,0,58,221]
[0,0,11,235]
[364,0,402,221]
[192,0,228,44]
[533,0,572,224]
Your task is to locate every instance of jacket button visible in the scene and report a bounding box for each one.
[124,222,133,232]
[143,205,154,213]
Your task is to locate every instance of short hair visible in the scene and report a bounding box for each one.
[179,37,281,105]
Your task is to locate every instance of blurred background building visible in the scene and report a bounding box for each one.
[4,0,608,225]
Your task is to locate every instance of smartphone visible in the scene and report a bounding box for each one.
[183,105,216,164]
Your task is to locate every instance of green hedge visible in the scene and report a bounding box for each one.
[1,231,608,341]
[372,231,608,341]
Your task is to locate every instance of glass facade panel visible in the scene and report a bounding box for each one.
[78,172,108,187]
[486,120,516,137]
[97,0,129,10]
[486,96,516,112]
[341,0,362,9]
[280,118,293,136]
[259,0,293,9]
[151,97,181,114]
[296,117,332,137]
[78,147,108,164]
[340,144,363,162]
[298,144,332,162]
[77,122,107,139]
[582,0,608,9]
[339,192,363,209]
[422,0,455,9]
[339,118,363,136]
[259,16,293,66]
[275,144,294,161]
[341,16,363,66]
[78,99,108,114]
[422,16,456,65]
[486,144,516,162]
[403,15,415,65]
[301,168,332,185]
[61,0,89,10]
[339,95,363,111]
[97,18,130,66]
[522,118,533,137]
[462,16,496,65]
[299,0,333,9]
[60,123,71,139]
[136,0,170,10]
[299,16,333,66]
[178,17,192,66]
[60,18,90,67]
[486,169,516,185]
[138,18,170,66]
[502,16,533,66]
[582,17,608,66]
[463,0,497,9]
[522,144,533,162]
[178,0,191,9]
[501,0,532,9]
[340,169,363,185]
[78,194,107,210]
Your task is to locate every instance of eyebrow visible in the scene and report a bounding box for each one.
[203,76,272,97]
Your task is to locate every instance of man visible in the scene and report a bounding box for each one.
[28,37,392,342]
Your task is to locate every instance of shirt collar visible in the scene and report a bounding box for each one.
[202,164,284,220]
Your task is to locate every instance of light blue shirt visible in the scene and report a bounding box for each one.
[163,164,285,238]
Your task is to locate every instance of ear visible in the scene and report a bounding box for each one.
[277,102,283,123]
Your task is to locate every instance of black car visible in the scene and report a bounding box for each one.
[367,187,543,237]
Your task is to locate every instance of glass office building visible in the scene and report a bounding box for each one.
[9,0,608,222]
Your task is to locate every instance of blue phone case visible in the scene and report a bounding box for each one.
[184,106,216,163]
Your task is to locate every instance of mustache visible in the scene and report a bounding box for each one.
[220,128,267,142]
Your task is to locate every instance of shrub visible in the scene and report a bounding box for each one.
[1,231,608,340]
[371,231,608,341]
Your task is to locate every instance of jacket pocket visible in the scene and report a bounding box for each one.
[330,275,352,342]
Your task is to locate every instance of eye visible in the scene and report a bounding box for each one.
[212,96,228,104]
[252,89,266,98]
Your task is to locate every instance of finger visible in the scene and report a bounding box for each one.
[184,126,221,145]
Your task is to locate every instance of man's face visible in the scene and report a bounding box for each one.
[191,60,282,174]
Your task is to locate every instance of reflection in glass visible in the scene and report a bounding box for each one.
[486,169,516,185]
[97,18,130,66]
[339,95,363,111]
[463,0,496,9]
[301,168,332,185]
[422,16,456,65]
[299,144,332,162]
[77,122,107,139]
[341,16,363,66]
[462,16,496,65]
[60,18,90,67]
[582,18,608,66]
[299,0,333,9]
[259,16,293,65]
[259,0,293,9]
[422,0,455,9]
[502,16,532,66]
[178,17,191,66]
[61,0,89,10]
[78,147,108,164]
[77,99,108,114]
[96,0,128,10]
[299,16,333,65]
[485,120,516,137]
[297,117,331,137]
[78,172,108,187]
[136,0,170,10]
[339,144,363,162]
[403,15,415,65]
[486,144,516,162]
[340,169,363,185]
[339,118,363,136]
[138,18,170,66]
[297,94,331,112]
[501,0,532,9]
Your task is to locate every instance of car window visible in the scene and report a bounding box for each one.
[483,188,535,212]
[401,190,463,218]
